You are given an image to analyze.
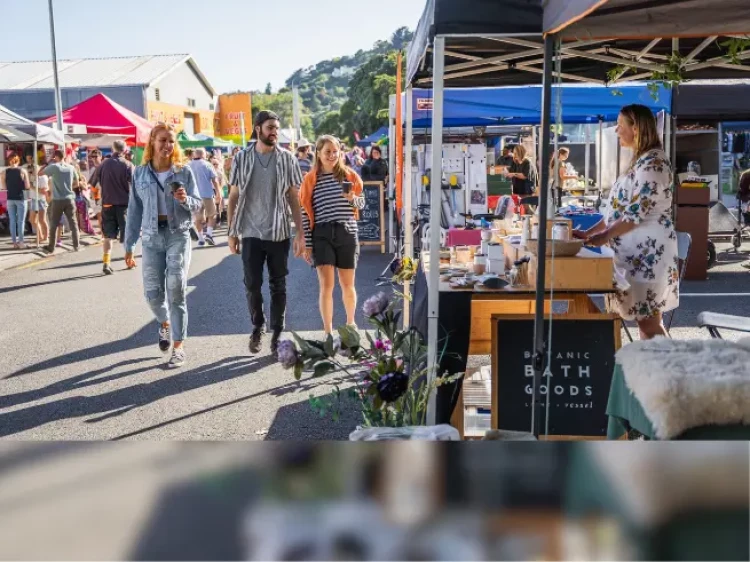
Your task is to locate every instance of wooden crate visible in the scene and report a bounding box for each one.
[528,255,614,291]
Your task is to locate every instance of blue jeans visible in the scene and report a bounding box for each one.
[141,226,191,342]
[7,200,28,243]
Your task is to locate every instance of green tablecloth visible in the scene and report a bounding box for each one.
[606,364,750,440]
[565,448,750,560]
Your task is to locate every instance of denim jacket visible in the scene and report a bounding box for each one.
[124,163,202,252]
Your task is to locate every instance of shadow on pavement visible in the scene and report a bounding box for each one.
[0,273,104,295]
[0,355,275,438]
[264,391,361,441]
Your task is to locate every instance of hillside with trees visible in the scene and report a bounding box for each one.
[249,27,412,144]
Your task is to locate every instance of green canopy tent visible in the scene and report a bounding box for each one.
[177,131,236,149]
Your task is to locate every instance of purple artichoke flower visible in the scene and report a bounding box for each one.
[276,340,299,369]
[376,371,409,403]
[363,292,390,317]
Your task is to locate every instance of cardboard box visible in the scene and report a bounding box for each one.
[528,254,614,291]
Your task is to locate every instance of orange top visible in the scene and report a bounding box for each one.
[299,167,364,231]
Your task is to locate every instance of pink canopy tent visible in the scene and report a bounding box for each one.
[39,93,152,146]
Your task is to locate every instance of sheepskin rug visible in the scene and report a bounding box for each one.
[615,337,750,439]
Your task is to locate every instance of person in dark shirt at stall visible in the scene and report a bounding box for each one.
[504,145,537,198]
[495,146,514,168]
[361,145,388,183]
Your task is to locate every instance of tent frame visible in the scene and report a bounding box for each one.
[412,13,750,434]
[413,35,750,88]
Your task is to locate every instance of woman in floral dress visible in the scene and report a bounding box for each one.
[573,104,678,339]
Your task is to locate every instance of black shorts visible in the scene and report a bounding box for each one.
[102,205,127,242]
[312,222,359,269]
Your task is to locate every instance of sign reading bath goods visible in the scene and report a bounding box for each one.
[492,316,618,437]
[357,181,386,253]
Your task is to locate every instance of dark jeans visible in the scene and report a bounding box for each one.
[242,237,290,333]
[47,199,79,251]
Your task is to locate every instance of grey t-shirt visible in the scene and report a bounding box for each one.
[242,150,278,240]
[45,162,76,200]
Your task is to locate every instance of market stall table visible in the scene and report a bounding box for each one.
[606,364,750,440]
[412,245,620,439]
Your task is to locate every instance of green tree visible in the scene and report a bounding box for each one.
[317,110,345,139]
[334,50,405,141]
[264,82,273,95]
[251,91,314,141]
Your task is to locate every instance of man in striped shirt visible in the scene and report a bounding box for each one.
[227,110,305,355]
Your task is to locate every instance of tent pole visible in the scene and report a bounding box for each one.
[426,35,446,427]
[531,34,556,439]
[403,86,414,329]
[598,119,603,203]
[388,95,396,254]
[584,124,591,189]
[33,140,39,248]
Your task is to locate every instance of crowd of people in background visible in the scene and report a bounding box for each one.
[0,116,390,368]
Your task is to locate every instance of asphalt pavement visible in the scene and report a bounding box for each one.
[0,227,392,440]
[1,228,749,440]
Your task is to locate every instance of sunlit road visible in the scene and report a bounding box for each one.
[0,228,392,440]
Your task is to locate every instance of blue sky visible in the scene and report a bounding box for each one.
[0,0,425,93]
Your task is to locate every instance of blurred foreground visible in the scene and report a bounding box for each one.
[0,442,747,561]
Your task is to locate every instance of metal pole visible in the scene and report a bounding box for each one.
[598,119,603,200]
[33,140,40,248]
[292,84,301,141]
[530,34,556,439]
[584,124,591,189]
[388,95,396,253]
[47,0,64,132]
[403,86,414,329]
[426,35,446,426]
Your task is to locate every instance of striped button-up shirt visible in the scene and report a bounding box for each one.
[228,143,303,242]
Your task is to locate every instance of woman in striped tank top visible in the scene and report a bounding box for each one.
[299,135,365,335]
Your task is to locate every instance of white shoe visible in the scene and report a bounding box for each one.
[167,347,186,368]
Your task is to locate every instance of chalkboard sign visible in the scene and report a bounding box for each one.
[491,315,618,437]
[358,181,385,252]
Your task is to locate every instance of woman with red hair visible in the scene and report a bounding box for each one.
[124,123,202,368]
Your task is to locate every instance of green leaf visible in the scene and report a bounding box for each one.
[312,361,336,378]
[291,331,311,354]
[338,324,361,349]
[294,361,303,381]
[324,333,335,357]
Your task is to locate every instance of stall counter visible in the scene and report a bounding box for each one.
[412,249,621,439]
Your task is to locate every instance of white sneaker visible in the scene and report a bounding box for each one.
[167,347,186,369]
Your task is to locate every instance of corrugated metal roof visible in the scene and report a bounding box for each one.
[0,54,198,90]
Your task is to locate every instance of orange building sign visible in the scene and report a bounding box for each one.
[146,100,216,136]
[217,93,252,137]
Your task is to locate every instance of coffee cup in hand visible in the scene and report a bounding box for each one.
[342,181,353,194]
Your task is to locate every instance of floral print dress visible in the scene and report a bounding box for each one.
[603,149,679,321]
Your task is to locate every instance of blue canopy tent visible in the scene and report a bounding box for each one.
[408,84,671,128]
[357,126,389,147]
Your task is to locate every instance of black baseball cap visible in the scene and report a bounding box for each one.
[254,110,280,127]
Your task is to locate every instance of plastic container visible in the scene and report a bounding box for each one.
[473,254,486,275]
